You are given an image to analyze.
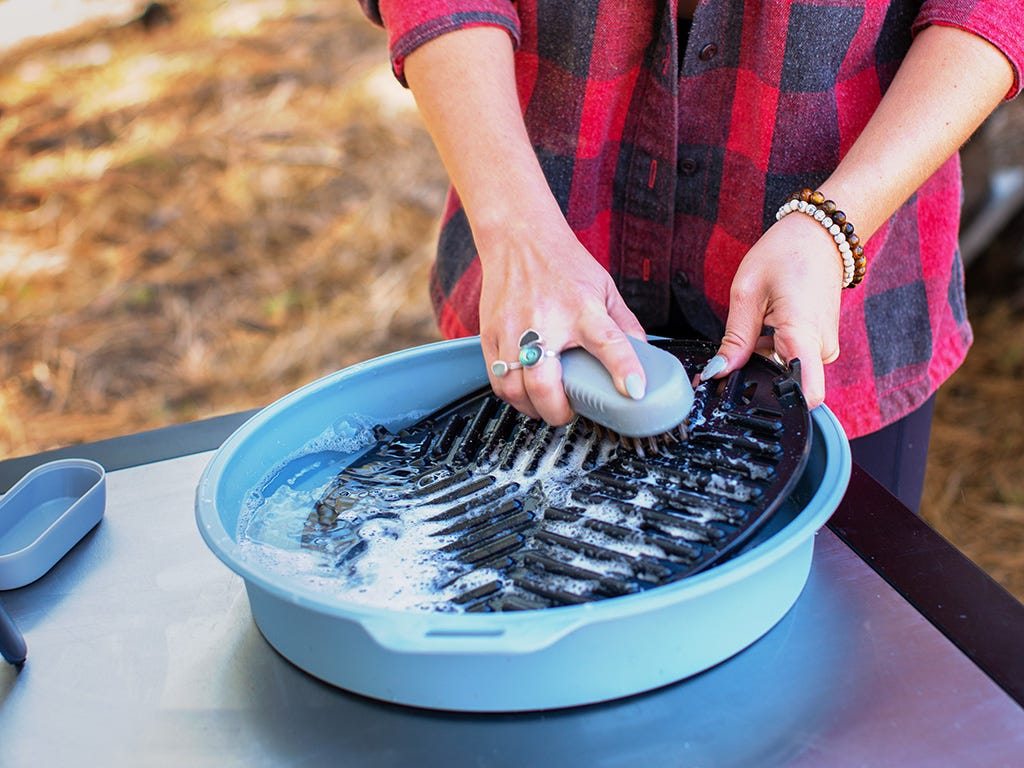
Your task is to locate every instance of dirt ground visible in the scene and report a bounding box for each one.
[1,1,1022,600]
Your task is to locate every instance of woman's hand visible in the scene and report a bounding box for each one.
[707,212,844,409]
[476,215,647,425]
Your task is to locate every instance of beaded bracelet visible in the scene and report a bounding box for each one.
[775,189,866,288]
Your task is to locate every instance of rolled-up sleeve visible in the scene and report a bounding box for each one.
[914,0,1024,98]
[360,0,521,85]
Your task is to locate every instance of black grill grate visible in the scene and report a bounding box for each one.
[305,341,811,612]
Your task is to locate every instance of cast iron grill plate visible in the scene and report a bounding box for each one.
[305,340,811,612]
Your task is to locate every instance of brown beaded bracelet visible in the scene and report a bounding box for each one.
[775,188,866,288]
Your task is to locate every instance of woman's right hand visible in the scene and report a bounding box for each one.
[475,215,648,426]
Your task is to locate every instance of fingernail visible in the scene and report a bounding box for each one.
[700,354,727,381]
[625,373,645,400]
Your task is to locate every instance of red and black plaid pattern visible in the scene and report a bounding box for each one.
[361,0,1023,438]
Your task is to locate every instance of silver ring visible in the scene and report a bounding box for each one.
[490,329,559,377]
[491,359,523,378]
[518,328,544,348]
[516,328,559,369]
[770,350,786,368]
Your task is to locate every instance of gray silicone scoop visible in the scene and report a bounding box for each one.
[561,337,694,438]
[0,458,106,590]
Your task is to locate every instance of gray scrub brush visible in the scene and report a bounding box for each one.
[561,336,695,452]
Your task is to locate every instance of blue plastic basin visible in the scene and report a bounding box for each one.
[196,337,851,712]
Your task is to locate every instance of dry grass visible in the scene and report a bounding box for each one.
[1,0,445,449]
[922,299,1024,600]
[1,0,1022,601]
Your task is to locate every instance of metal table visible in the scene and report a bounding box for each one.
[1,415,1022,767]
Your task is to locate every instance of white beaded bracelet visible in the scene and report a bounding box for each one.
[774,190,865,288]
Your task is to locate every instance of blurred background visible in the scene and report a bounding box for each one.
[1,0,1021,600]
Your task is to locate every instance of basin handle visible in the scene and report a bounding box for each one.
[357,611,589,654]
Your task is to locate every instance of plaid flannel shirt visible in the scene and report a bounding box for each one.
[360,0,1023,438]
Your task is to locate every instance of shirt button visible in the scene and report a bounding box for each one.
[698,43,718,61]
[678,157,698,175]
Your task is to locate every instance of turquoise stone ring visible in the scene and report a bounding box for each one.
[519,344,544,367]
[492,328,556,377]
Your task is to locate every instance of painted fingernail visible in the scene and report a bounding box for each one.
[700,354,727,381]
[625,373,645,400]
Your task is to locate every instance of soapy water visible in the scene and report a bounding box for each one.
[239,479,481,613]
[236,398,778,613]
[235,414,680,613]
[235,415,512,612]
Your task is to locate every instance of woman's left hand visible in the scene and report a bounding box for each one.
[704,210,844,409]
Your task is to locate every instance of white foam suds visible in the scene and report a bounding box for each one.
[235,413,738,613]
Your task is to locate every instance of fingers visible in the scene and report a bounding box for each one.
[485,318,646,427]
[576,305,647,400]
[771,334,831,409]
[705,323,838,409]
[703,307,837,409]
[703,329,834,409]
[700,273,764,383]
[486,328,573,425]
[485,335,541,421]
[605,288,648,341]
[522,353,574,425]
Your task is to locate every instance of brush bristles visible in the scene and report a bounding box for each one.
[587,419,689,456]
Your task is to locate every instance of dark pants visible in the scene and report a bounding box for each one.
[848,394,936,514]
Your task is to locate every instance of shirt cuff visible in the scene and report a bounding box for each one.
[378,1,521,86]
[914,3,1024,100]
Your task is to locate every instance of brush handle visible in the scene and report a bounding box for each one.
[0,596,27,666]
[561,337,694,438]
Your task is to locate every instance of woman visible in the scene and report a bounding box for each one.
[358,0,1021,510]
